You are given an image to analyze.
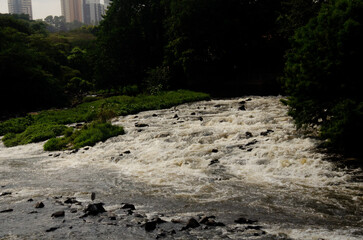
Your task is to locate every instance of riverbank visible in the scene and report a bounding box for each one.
[0,90,210,150]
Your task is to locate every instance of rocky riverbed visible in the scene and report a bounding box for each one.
[1,97,362,239]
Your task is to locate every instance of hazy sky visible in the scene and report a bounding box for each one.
[0,0,106,20]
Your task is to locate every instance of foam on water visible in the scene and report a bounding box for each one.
[68,97,352,191]
[1,96,362,239]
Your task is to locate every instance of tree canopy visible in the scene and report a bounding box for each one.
[281,0,363,155]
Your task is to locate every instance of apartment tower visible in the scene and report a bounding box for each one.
[60,0,84,23]
[83,0,103,25]
[8,0,33,20]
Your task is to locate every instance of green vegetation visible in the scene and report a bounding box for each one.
[3,124,67,147]
[0,90,210,150]
[44,122,124,151]
[281,0,363,156]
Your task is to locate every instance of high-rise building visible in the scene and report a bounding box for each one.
[8,0,33,20]
[60,0,84,23]
[103,0,110,10]
[83,0,103,25]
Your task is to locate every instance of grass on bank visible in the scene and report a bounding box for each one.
[0,90,210,150]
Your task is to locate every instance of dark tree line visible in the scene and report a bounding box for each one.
[94,0,325,96]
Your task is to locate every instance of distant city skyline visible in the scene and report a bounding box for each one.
[0,0,106,20]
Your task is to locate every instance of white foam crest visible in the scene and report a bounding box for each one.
[39,96,351,200]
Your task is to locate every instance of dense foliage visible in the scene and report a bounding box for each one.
[281,0,363,155]
[95,0,289,96]
[0,14,96,118]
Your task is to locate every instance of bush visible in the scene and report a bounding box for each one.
[3,123,68,147]
[44,122,125,151]
[281,0,363,155]
[0,115,34,135]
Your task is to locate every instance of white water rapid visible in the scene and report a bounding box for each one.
[0,96,362,240]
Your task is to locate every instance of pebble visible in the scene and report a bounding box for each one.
[0,192,12,196]
[121,203,136,210]
[51,211,65,218]
[34,202,44,208]
[0,209,13,213]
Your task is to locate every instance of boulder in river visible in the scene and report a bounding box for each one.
[121,203,136,210]
[260,130,274,136]
[0,192,12,197]
[239,105,246,111]
[51,211,65,218]
[245,132,253,138]
[84,203,106,216]
[34,202,44,208]
[234,217,257,224]
[0,209,13,213]
[181,218,200,230]
[135,123,149,128]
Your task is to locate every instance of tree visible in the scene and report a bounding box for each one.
[281,0,363,155]
[94,0,166,89]
[164,0,282,94]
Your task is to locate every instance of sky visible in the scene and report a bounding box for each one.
[0,0,106,20]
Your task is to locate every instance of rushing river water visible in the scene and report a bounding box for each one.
[0,96,362,240]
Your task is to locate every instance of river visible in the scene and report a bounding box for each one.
[0,96,362,239]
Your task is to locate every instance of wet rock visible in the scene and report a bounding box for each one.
[200,216,215,224]
[239,105,246,111]
[51,211,65,218]
[45,227,59,232]
[144,221,157,232]
[153,217,167,224]
[156,232,167,239]
[199,117,204,121]
[191,112,196,115]
[64,197,79,204]
[181,218,200,230]
[239,101,246,104]
[245,132,253,138]
[152,114,158,117]
[127,209,133,215]
[121,203,136,210]
[234,217,257,224]
[91,192,96,201]
[246,225,263,230]
[123,150,131,154]
[53,153,60,158]
[173,114,179,118]
[199,216,224,227]
[70,149,78,154]
[28,211,38,214]
[246,139,258,146]
[211,149,219,153]
[34,202,44,208]
[246,98,252,101]
[260,129,274,136]
[135,123,149,128]
[53,196,62,199]
[0,192,12,196]
[84,203,106,216]
[214,104,222,108]
[209,159,219,166]
[108,212,117,220]
[134,116,139,118]
[70,208,77,213]
[0,209,13,213]
[205,219,225,227]
[27,198,34,202]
